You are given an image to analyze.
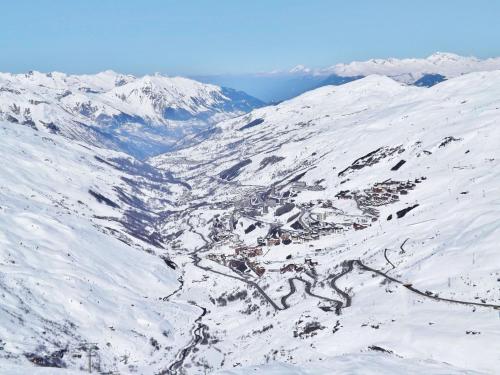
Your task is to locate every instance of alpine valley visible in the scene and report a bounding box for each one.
[0,55,499,374]
[0,71,263,158]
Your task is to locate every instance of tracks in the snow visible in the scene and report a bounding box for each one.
[329,261,354,309]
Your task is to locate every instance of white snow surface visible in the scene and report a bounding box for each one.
[151,71,500,374]
[0,121,197,373]
[216,352,485,375]
[282,52,500,83]
[1,70,500,374]
[0,70,260,158]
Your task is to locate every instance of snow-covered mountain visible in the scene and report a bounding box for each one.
[0,71,263,158]
[2,69,500,374]
[0,118,209,373]
[197,52,500,102]
[151,71,500,374]
[322,52,500,82]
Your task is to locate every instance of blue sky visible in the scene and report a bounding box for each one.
[1,0,499,75]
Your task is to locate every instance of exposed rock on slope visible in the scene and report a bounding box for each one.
[0,71,263,158]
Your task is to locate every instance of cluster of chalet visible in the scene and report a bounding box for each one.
[280,258,318,274]
[234,246,263,257]
[207,252,266,277]
[256,227,341,247]
[170,240,182,249]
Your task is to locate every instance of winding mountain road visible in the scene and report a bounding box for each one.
[329,261,354,310]
[329,259,500,311]
[281,277,343,312]
[164,200,500,375]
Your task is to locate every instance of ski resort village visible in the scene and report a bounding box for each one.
[0,12,500,372]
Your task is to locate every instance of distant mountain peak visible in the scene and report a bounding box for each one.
[427,51,463,61]
[261,52,500,82]
[289,64,312,74]
[0,70,264,158]
[327,52,500,82]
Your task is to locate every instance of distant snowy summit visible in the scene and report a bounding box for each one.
[0,70,263,158]
[3,53,499,155]
[284,52,500,81]
[316,52,500,85]
[197,53,500,102]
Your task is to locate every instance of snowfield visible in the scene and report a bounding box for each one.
[216,352,486,375]
[1,68,500,374]
[0,122,198,373]
[323,52,500,83]
[152,71,500,374]
[287,52,500,84]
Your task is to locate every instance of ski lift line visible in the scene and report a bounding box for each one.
[407,218,437,226]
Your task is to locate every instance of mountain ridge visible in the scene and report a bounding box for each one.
[1,67,500,374]
[147,70,500,374]
[195,52,500,102]
[0,70,264,158]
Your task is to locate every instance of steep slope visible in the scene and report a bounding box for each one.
[0,71,263,158]
[0,120,200,373]
[151,72,500,374]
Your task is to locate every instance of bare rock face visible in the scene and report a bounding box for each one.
[0,71,263,158]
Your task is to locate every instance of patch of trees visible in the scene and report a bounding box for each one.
[239,118,264,131]
[219,159,252,181]
[88,189,120,208]
[259,155,285,170]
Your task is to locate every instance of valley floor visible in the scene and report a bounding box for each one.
[1,72,500,374]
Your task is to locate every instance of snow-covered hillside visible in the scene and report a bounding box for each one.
[283,52,500,86]
[0,71,263,158]
[2,69,500,375]
[216,352,484,375]
[0,120,201,373]
[198,53,500,102]
[324,52,500,84]
[150,71,500,374]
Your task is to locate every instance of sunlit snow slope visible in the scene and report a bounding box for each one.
[0,121,200,374]
[0,71,263,158]
[1,69,500,375]
[152,72,500,374]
